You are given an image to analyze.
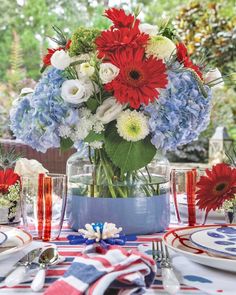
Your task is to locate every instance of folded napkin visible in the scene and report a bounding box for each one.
[173,255,236,295]
[44,245,157,295]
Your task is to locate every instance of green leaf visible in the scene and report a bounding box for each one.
[60,137,74,152]
[84,130,104,143]
[104,123,156,173]
[85,97,99,113]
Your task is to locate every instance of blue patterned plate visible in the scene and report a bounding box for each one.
[190,226,236,258]
[0,231,7,245]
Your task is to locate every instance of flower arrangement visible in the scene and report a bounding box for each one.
[196,163,236,222]
[0,169,21,222]
[10,8,216,198]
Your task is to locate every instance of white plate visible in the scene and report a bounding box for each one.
[163,224,236,273]
[0,231,7,245]
[0,226,32,261]
[190,226,236,258]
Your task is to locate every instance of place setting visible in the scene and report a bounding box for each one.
[1,1,236,295]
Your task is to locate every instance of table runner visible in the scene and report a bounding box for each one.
[0,225,206,295]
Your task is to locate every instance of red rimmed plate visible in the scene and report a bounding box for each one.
[163,224,236,272]
[0,226,32,261]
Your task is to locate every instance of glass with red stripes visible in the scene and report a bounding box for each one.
[21,173,67,241]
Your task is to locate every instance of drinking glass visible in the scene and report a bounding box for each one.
[21,173,67,241]
[170,167,203,225]
[170,167,225,225]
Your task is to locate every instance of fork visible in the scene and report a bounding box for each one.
[152,240,180,294]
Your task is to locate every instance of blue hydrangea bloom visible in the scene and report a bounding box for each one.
[10,68,78,152]
[145,70,212,152]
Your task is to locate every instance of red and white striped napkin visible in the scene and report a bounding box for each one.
[44,245,157,295]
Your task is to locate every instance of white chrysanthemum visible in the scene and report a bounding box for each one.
[79,107,92,119]
[89,141,103,149]
[58,125,72,138]
[146,36,176,60]
[71,117,94,140]
[93,121,104,133]
[116,110,149,142]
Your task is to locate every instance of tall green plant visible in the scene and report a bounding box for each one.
[6,31,25,91]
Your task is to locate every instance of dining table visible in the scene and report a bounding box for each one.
[0,222,220,295]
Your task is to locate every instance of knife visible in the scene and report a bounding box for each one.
[4,248,42,287]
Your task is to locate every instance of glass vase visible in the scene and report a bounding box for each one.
[66,147,170,235]
[225,206,236,224]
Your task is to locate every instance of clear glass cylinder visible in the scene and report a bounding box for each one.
[21,173,67,241]
[66,148,170,235]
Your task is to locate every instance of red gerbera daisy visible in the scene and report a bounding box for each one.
[196,163,236,218]
[95,26,149,59]
[105,47,168,109]
[104,8,139,29]
[0,169,20,194]
[65,39,72,50]
[176,43,203,80]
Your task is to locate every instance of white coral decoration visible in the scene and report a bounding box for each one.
[78,222,122,242]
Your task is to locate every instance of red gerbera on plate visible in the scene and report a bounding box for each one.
[104,8,139,29]
[0,169,20,194]
[105,47,168,109]
[196,163,236,220]
[176,43,203,80]
[95,26,149,59]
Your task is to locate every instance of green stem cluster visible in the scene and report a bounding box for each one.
[88,149,160,198]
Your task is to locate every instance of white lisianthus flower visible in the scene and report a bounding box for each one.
[61,79,94,104]
[205,68,224,89]
[96,97,123,124]
[139,23,158,36]
[99,63,120,84]
[116,110,149,142]
[50,49,71,70]
[146,36,176,60]
[80,62,95,77]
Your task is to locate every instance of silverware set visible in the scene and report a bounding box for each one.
[4,246,64,291]
[152,240,180,294]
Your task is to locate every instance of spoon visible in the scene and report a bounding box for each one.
[31,247,59,292]
[5,248,42,287]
